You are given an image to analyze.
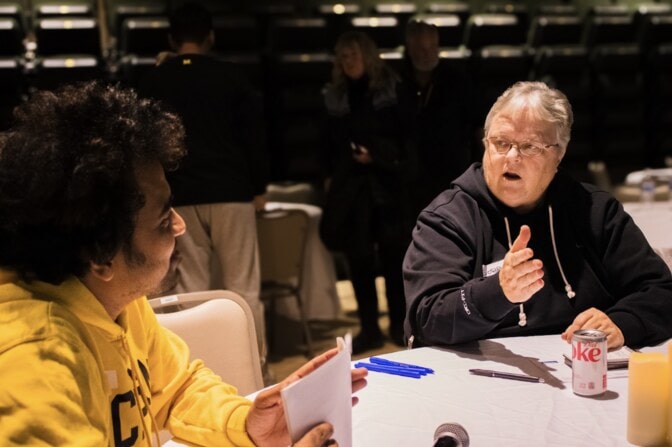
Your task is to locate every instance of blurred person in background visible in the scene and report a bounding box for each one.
[399,17,478,217]
[139,2,269,369]
[319,31,415,354]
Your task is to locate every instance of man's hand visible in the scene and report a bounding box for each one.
[246,348,368,447]
[499,225,544,303]
[561,307,625,350]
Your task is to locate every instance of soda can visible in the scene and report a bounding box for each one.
[571,329,607,396]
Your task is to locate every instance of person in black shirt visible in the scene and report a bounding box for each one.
[399,18,478,217]
[139,2,269,362]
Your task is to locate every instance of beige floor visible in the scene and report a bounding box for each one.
[266,278,401,382]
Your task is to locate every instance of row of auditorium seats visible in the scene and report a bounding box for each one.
[3,2,672,56]
[1,0,671,184]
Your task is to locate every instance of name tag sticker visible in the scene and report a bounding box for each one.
[482,259,504,277]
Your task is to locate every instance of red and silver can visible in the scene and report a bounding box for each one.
[571,329,607,396]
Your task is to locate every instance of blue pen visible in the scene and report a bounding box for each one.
[354,362,423,379]
[369,356,435,374]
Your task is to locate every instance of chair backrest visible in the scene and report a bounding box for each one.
[148,290,263,395]
[256,208,309,288]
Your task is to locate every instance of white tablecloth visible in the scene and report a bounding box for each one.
[264,202,341,321]
[164,335,670,447]
[623,201,672,270]
[353,335,669,447]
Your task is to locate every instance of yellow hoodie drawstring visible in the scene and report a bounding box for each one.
[121,335,162,447]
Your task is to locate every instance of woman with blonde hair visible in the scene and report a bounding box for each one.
[320,31,414,354]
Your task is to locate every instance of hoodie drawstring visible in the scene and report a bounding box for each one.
[548,206,576,299]
[504,217,527,327]
[122,335,162,447]
[503,205,576,328]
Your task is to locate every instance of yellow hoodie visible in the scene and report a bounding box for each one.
[0,271,256,446]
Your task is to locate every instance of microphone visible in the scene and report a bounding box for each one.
[433,422,470,447]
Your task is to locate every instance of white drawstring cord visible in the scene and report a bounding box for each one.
[504,217,527,327]
[503,206,576,328]
[548,206,576,299]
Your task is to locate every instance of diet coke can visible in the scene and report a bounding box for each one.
[571,329,607,396]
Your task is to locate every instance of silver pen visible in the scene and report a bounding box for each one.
[469,368,545,383]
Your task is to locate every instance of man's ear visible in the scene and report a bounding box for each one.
[88,261,114,282]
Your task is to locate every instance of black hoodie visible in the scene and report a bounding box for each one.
[404,163,672,349]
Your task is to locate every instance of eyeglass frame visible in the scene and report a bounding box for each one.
[484,136,560,158]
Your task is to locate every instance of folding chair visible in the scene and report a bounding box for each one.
[256,208,313,357]
[148,290,263,395]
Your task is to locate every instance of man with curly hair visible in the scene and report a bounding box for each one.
[0,82,366,446]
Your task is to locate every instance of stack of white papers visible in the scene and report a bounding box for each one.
[281,337,353,447]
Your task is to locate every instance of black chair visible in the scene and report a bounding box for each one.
[425,1,470,25]
[372,2,417,28]
[33,1,94,17]
[34,17,100,56]
[590,45,647,183]
[483,2,529,31]
[349,16,401,50]
[528,15,583,48]
[471,45,533,117]
[532,45,594,181]
[267,17,330,53]
[639,15,672,57]
[171,0,233,15]
[0,17,24,56]
[118,16,169,56]
[116,54,155,88]
[267,52,333,181]
[463,13,526,51]
[213,14,260,54]
[109,2,166,39]
[537,4,578,17]
[0,2,24,25]
[0,57,23,130]
[411,13,463,48]
[33,55,103,91]
[645,44,672,166]
[315,2,361,44]
[583,15,637,48]
[633,2,672,33]
[588,4,631,18]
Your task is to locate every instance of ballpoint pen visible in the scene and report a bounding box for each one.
[354,362,424,378]
[369,356,435,374]
[469,368,545,383]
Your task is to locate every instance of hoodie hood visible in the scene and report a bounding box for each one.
[0,271,124,340]
[451,162,572,218]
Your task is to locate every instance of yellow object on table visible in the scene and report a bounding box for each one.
[626,351,670,446]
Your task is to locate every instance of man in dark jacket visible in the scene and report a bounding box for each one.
[139,2,269,358]
[398,18,478,217]
[404,81,672,350]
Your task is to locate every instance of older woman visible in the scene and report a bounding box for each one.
[404,81,672,350]
[320,31,413,354]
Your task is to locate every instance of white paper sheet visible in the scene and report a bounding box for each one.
[281,337,353,446]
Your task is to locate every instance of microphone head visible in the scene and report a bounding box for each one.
[433,422,470,447]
